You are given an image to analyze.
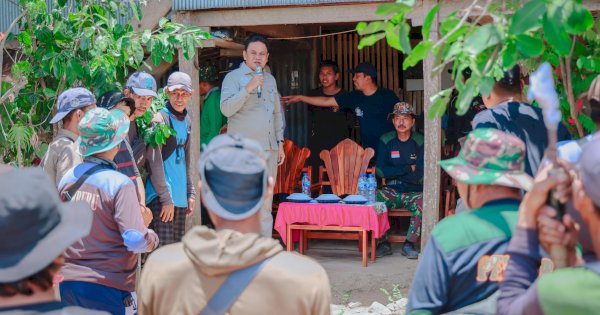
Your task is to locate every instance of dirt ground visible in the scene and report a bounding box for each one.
[295,239,419,305]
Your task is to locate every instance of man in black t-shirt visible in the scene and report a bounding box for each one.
[283,62,398,158]
[306,60,355,173]
[375,102,424,259]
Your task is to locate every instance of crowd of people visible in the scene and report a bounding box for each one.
[1,32,600,315]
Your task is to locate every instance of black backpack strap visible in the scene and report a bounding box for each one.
[62,164,105,201]
[160,111,190,161]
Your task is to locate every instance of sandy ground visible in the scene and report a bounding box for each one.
[294,239,419,305]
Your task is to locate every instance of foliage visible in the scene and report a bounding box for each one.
[357,0,600,138]
[136,89,176,148]
[380,284,403,304]
[0,0,209,165]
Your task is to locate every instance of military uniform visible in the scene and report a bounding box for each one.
[375,102,424,258]
[408,128,535,314]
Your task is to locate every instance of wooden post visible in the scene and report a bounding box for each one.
[175,12,202,229]
[421,0,442,250]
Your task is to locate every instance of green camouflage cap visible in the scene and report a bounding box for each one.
[77,108,129,157]
[439,128,533,190]
[198,64,219,82]
[387,102,415,120]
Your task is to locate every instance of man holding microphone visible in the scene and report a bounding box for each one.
[220,34,285,237]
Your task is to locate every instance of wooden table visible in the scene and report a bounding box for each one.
[274,202,390,267]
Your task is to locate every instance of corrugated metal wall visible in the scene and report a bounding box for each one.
[269,43,314,147]
[1,0,134,35]
[173,0,387,11]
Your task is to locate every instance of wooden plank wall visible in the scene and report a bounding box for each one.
[321,32,424,116]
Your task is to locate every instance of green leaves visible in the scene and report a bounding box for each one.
[403,41,432,70]
[422,3,440,41]
[515,34,544,57]
[464,24,503,56]
[182,35,196,60]
[543,5,572,56]
[17,32,32,49]
[358,33,386,50]
[509,0,546,35]
[564,2,593,34]
[427,89,452,120]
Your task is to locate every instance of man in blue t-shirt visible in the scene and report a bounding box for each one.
[146,72,196,246]
[283,62,399,158]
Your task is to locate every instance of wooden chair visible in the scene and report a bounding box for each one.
[300,139,375,255]
[318,138,375,196]
[272,139,311,238]
[273,139,311,197]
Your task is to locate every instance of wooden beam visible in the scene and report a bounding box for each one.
[242,25,307,39]
[201,38,244,50]
[421,0,442,250]
[175,12,202,229]
[220,49,243,57]
[133,0,172,32]
[188,3,391,27]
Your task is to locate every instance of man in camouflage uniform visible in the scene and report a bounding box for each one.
[375,102,424,259]
[408,128,533,315]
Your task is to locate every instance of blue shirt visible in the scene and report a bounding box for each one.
[472,101,571,176]
[146,108,189,208]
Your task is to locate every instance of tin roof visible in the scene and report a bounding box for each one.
[173,0,387,11]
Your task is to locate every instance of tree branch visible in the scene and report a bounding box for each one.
[565,37,583,137]
[0,10,27,105]
[432,0,480,50]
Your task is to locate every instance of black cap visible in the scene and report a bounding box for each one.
[98,91,136,116]
[350,62,377,81]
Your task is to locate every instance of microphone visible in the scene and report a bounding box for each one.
[256,65,263,98]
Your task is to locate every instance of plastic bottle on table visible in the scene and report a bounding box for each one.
[367,173,377,204]
[358,173,367,197]
[301,172,311,197]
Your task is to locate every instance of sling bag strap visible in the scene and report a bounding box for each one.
[159,110,191,161]
[61,164,105,201]
[199,256,274,315]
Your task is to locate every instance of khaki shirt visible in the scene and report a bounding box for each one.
[220,62,284,150]
[40,129,81,187]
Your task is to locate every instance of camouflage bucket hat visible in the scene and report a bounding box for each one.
[387,102,415,120]
[439,128,533,190]
[199,64,219,82]
[77,108,129,157]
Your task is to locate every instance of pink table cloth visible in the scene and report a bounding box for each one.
[274,202,390,245]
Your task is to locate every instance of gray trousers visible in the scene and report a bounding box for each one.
[260,149,278,237]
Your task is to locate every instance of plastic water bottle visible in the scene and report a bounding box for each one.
[358,173,367,197]
[301,172,311,197]
[367,174,377,204]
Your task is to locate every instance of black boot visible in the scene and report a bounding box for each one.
[375,241,393,258]
[401,242,419,259]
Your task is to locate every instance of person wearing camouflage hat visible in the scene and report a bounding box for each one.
[375,101,423,259]
[408,128,534,315]
[57,108,158,314]
[41,88,97,187]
